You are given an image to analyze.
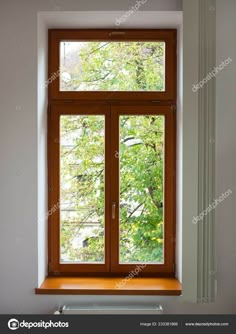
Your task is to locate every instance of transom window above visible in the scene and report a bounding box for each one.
[48,29,176,101]
[60,41,165,91]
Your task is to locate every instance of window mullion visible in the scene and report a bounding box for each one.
[110,108,120,271]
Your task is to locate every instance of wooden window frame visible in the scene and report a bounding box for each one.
[48,29,176,101]
[48,29,177,278]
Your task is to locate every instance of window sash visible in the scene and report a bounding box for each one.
[110,105,175,274]
[48,103,176,276]
[48,29,176,101]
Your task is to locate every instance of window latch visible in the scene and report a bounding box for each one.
[112,202,116,219]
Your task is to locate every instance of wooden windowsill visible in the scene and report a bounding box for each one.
[35,277,182,295]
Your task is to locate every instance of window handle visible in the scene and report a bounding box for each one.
[112,202,116,219]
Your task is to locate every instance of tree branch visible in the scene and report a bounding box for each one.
[128,202,145,219]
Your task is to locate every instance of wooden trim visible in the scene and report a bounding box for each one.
[47,272,174,278]
[48,106,60,273]
[49,29,177,40]
[110,107,119,271]
[36,277,182,295]
[48,29,176,101]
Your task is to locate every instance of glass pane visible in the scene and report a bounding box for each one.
[119,115,164,264]
[60,41,165,91]
[60,115,105,263]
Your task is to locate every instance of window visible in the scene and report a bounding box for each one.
[48,29,176,276]
[59,41,166,91]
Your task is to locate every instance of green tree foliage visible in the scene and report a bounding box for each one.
[61,41,165,91]
[119,115,164,263]
[59,41,165,264]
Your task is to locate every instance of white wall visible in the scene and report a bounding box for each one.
[0,0,235,314]
[215,0,236,313]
